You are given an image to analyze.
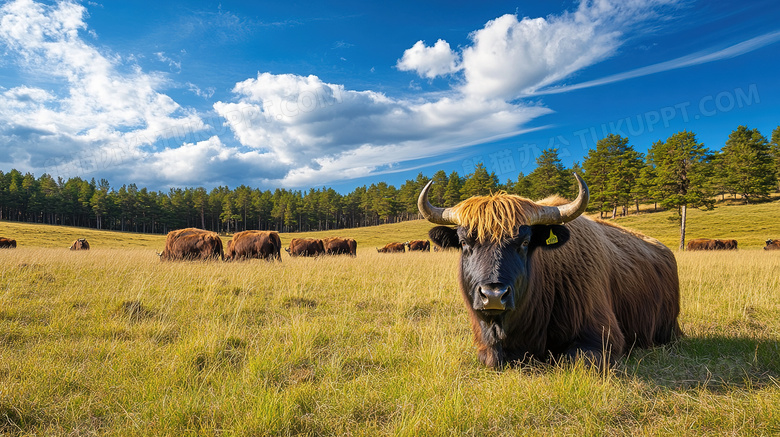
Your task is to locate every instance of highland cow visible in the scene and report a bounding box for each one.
[418,174,681,368]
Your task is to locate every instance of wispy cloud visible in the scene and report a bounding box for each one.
[533,30,780,95]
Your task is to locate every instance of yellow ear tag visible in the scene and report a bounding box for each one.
[546,229,558,245]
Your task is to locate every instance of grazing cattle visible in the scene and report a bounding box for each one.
[285,238,325,257]
[0,237,16,248]
[429,226,460,251]
[377,242,405,253]
[70,238,90,250]
[159,228,223,261]
[686,238,738,251]
[323,237,357,256]
[405,240,431,252]
[717,239,738,250]
[765,239,780,250]
[686,238,714,251]
[418,174,681,368]
[225,230,281,261]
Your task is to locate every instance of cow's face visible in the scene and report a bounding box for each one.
[441,224,570,319]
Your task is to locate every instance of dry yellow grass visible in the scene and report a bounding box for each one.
[1,205,779,435]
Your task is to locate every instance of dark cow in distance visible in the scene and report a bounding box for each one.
[765,239,780,250]
[686,238,738,251]
[377,242,405,253]
[70,238,90,250]
[159,228,223,261]
[418,174,681,368]
[286,238,325,257]
[429,226,460,251]
[0,237,16,248]
[225,230,281,261]
[323,237,357,256]
[405,240,430,252]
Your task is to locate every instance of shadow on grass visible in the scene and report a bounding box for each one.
[622,335,780,392]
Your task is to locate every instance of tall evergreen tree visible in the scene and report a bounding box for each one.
[460,163,498,200]
[443,171,462,206]
[526,148,569,199]
[583,135,643,218]
[648,131,713,250]
[720,125,775,203]
[768,126,780,190]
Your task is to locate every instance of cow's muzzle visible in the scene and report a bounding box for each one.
[475,284,514,311]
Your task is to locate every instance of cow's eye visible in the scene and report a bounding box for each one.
[518,240,529,252]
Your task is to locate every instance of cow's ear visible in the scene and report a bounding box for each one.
[529,225,570,249]
[430,225,458,241]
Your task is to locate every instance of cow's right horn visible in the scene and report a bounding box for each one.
[418,180,458,225]
[531,173,589,225]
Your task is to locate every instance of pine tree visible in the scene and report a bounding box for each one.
[583,135,643,218]
[431,170,448,206]
[720,126,775,203]
[460,163,498,200]
[527,148,568,200]
[648,131,713,250]
[443,171,462,206]
[768,126,780,190]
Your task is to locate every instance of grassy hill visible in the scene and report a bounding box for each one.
[1,201,779,435]
[2,198,779,250]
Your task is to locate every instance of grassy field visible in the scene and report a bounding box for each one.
[1,201,779,436]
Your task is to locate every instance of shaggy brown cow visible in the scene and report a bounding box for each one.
[687,238,738,251]
[285,238,325,257]
[418,174,681,368]
[377,242,405,253]
[323,237,357,256]
[159,228,223,261]
[429,226,460,251]
[405,240,431,252]
[225,230,281,261]
[0,237,17,248]
[765,239,780,250]
[70,238,90,250]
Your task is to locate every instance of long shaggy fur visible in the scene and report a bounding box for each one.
[160,228,223,261]
[457,195,681,365]
[225,230,281,261]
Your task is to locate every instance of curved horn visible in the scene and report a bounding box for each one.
[417,180,458,225]
[531,173,590,225]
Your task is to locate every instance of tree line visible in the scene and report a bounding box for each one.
[1,125,778,238]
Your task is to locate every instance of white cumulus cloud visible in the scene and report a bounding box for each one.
[396,39,461,79]
[0,0,206,172]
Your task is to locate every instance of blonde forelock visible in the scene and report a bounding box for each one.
[451,192,542,243]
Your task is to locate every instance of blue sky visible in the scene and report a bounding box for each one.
[1,0,779,193]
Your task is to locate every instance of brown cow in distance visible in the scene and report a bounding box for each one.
[159,228,223,261]
[225,230,281,261]
[717,239,738,250]
[686,238,738,251]
[377,242,405,253]
[0,237,17,248]
[418,174,681,368]
[405,240,430,252]
[323,237,357,256]
[70,238,90,250]
[765,239,780,250]
[286,238,325,257]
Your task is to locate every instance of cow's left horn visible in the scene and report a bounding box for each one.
[531,173,590,225]
[418,180,458,225]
